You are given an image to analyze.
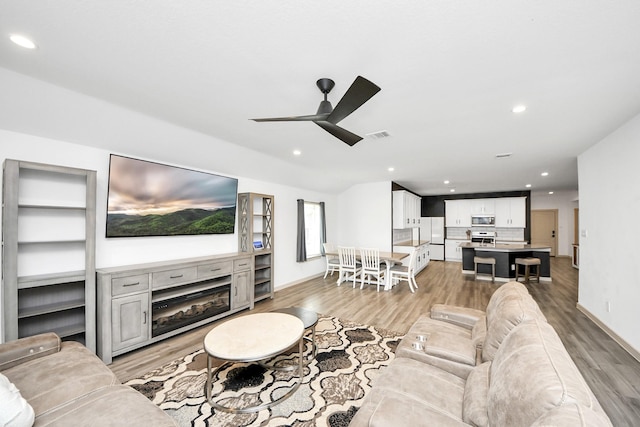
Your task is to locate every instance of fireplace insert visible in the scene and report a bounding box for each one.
[152,285,230,337]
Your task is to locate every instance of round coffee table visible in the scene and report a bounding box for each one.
[271,307,318,366]
[203,312,304,413]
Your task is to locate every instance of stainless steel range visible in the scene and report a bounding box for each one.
[471,231,496,246]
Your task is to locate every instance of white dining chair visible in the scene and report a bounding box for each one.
[388,249,418,293]
[337,246,361,288]
[359,248,386,292]
[323,243,340,279]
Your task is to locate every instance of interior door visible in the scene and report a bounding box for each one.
[531,209,558,256]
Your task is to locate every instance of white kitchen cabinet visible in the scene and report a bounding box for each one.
[393,190,422,228]
[445,239,468,262]
[445,199,472,227]
[495,197,526,228]
[470,198,495,214]
[393,243,430,273]
[415,243,430,272]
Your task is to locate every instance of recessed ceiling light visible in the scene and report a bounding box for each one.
[548,191,554,195]
[512,105,527,113]
[293,150,301,156]
[9,34,37,49]
[541,172,549,177]
[525,184,532,188]
[450,188,456,193]
[444,180,450,184]
[388,167,394,172]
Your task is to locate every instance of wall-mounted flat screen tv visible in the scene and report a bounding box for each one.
[106,155,238,237]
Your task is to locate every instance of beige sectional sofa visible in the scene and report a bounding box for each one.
[350,282,612,427]
[0,333,176,427]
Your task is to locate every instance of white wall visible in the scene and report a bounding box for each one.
[0,128,338,338]
[578,112,640,353]
[530,190,578,257]
[336,181,392,251]
[0,128,335,280]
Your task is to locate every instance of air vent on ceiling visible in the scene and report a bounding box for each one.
[495,152,513,159]
[366,130,391,139]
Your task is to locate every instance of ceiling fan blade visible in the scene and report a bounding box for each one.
[252,113,330,122]
[315,121,363,146]
[326,76,381,124]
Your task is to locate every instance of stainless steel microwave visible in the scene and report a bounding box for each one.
[471,214,495,226]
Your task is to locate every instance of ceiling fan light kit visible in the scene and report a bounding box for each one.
[252,76,381,146]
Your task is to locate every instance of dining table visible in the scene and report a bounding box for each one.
[326,250,409,291]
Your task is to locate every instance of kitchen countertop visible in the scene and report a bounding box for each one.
[459,242,551,252]
[393,240,430,247]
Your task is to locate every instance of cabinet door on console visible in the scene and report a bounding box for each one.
[232,270,251,310]
[112,293,149,352]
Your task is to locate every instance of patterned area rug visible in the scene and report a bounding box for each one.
[125,315,403,426]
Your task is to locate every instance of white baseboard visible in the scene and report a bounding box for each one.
[274,272,326,292]
[577,303,640,363]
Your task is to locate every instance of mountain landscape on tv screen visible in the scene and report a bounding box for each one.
[106,207,236,237]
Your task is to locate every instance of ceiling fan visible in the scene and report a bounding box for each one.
[251,76,381,146]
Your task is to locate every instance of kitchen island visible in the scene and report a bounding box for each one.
[460,242,551,282]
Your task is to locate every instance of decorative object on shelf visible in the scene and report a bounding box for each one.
[105,155,238,237]
[237,193,275,304]
[2,159,96,350]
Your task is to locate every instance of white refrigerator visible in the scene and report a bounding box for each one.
[421,217,444,260]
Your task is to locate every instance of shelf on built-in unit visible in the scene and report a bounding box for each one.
[54,323,86,339]
[18,270,86,289]
[18,299,86,319]
[255,264,271,271]
[18,239,86,245]
[255,277,271,286]
[255,283,271,300]
[19,203,87,210]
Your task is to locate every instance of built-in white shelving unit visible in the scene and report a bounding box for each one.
[2,159,96,350]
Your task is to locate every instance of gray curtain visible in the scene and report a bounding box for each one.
[320,202,327,255]
[296,199,307,262]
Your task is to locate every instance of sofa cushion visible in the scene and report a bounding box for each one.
[33,385,176,427]
[0,372,34,427]
[470,315,487,350]
[349,357,468,427]
[2,341,117,417]
[484,281,530,313]
[488,319,609,427]
[481,292,545,362]
[462,362,490,427]
[531,402,613,427]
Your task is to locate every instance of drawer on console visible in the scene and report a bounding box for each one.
[152,267,198,289]
[233,258,252,272]
[197,261,232,279]
[112,274,149,297]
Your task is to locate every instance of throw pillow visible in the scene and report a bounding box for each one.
[0,372,35,427]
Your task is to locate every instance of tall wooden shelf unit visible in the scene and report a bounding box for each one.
[237,193,274,304]
[2,159,96,351]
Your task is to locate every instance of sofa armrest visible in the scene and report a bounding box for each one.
[0,333,61,371]
[430,304,486,330]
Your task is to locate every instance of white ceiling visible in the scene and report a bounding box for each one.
[2,1,640,195]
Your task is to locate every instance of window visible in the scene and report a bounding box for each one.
[304,201,322,258]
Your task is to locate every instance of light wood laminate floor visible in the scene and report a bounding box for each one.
[110,257,640,425]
